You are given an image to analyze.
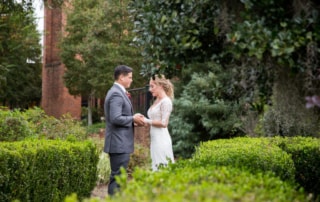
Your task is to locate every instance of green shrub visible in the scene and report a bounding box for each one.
[0,107,87,141]
[270,136,320,198]
[191,137,295,182]
[128,144,151,173]
[0,139,98,202]
[170,63,245,159]
[0,109,33,141]
[96,143,150,185]
[85,122,105,135]
[67,164,306,202]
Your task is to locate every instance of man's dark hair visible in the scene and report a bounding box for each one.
[114,65,133,80]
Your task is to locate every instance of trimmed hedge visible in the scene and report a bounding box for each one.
[191,137,296,182]
[0,139,99,202]
[64,137,314,202]
[270,136,320,196]
[66,165,307,202]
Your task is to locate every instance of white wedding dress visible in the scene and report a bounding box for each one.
[147,96,175,171]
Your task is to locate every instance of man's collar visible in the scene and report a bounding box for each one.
[114,82,126,93]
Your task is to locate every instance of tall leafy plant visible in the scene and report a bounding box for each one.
[129,0,225,78]
[60,0,145,125]
[0,0,42,109]
[170,62,245,158]
[225,0,320,136]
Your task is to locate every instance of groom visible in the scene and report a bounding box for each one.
[104,65,144,196]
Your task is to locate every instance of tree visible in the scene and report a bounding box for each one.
[0,0,42,109]
[60,0,145,125]
[129,0,223,78]
[129,0,320,157]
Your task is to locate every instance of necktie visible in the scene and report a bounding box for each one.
[126,91,131,99]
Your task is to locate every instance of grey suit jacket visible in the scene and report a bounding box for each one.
[103,84,134,154]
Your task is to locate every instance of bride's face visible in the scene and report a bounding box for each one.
[149,79,160,97]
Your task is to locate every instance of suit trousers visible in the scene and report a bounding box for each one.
[108,153,130,196]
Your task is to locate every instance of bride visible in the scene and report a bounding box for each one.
[144,74,175,171]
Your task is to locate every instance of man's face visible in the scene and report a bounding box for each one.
[119,72,133,88]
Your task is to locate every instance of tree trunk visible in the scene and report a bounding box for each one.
[87,95,93,126]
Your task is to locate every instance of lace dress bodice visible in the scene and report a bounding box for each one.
[147,97,174,171]
[147,97,172,127]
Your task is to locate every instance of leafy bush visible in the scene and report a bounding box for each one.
[96,143,150,185]
[0,109,33,141]
[191,137,295,182]
[170,62,245,159]
[270,136,320,198]
[0,139,98,202]
[64,137,317,202]
[128,144,151,173]
[66,164,307,202]
[0,107,87,141]
[85,122,105,135]
[261,69,320,137]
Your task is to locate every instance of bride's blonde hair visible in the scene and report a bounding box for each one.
[152,74,174,100]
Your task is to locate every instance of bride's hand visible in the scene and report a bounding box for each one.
[144,117,152,125]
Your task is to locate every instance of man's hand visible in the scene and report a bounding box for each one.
[133,113,145,126]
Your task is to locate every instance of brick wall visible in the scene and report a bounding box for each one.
[41,0,81,119]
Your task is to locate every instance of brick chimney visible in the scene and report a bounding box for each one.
[41,0,81,119]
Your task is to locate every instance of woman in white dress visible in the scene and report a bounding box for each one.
[144,74,175,171]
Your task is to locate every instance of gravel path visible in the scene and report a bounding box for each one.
[91,184,108,199]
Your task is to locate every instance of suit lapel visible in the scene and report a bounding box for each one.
[113,84,133,113]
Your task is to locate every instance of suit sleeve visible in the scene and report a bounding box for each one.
[108,91,133,127]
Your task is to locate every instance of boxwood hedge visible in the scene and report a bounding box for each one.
[0,139,98,202]
[191,137,296,182]
[66,164,307,202]
[270,136,320,196]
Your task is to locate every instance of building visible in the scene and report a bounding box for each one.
[41,0,81,119]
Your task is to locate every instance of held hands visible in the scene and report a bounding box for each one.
[133,113,145,126]
[143,117,152,125]
[133,113,154,127]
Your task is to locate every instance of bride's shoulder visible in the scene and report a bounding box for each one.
[162,97,172,105]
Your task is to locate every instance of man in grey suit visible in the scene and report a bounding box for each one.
[104,65,145,196]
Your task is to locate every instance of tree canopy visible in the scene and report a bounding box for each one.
[129,0,320,157]
[0,0,42,109]
[60,0,145,100]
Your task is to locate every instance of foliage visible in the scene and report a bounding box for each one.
[0,107,87,142]
[67,138,314,202]
[129,0,320,150]
[129,0,225,78]
[261,68,320,137]
[270,136,320,198]
[85,122,105,136]
[224,0,320,137]
[60,0,145,99]
[129,0,320,82]
[170,62,245,158]
[0,0,42,108]
[0,109,33,141]
[128,143,151,172]
[0,139,98,202]
[61,136,320,201]
[67,166,307,202]
[81,106,104,125]
[95,142,150,185]
[192,137,296,182]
